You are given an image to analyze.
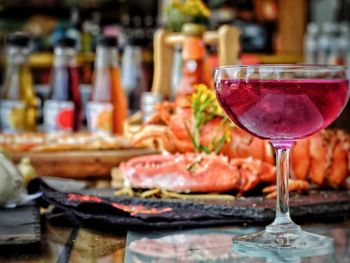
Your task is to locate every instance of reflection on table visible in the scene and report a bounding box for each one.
[125,226,350,263]
[1,221,350,263]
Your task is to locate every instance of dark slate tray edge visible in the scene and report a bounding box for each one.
[0,204,41,246]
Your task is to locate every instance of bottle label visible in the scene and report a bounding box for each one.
[44,100,74,132]
[0,100,25,133]
[185,60,198,73]
[86,102,113,134]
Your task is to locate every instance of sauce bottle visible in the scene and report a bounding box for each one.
[1,32,38,133]
[87,36,127,134]
[44,37,82,132]
[122,36,146,113]
[176,23,210,104]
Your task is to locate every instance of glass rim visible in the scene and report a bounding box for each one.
[216,64,348,72]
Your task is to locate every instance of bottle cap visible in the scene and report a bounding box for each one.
[182,23,206,36]
[6,32,30,47]
[55,37,76,48]
[97,35,118,47]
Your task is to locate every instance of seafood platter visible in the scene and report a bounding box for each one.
[109,85,350,222]
[2,84,350,223]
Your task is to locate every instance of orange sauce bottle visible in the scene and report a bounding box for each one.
[176,23,211,104]
[87,36,127,134]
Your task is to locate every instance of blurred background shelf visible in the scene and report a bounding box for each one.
[27,52,95,68]
[0,0,348,73]
[0,0,310,62]
[22,51,303,68]
[0,0,349,130]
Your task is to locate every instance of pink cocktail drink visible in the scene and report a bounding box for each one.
[214,65,349,256]
[216,79,349,142]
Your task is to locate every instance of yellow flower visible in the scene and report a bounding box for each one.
[168,0,210,18]
[191,84,224,117]
[185,0,211,17]
[172,0,185,12]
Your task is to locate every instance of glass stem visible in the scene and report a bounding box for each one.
[276,147,291,220]
[266,144,301,233]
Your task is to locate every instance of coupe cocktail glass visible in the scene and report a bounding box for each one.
[215,65,349,255]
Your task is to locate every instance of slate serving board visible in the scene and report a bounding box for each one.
[22,177,350,232]
[34,177,350,230]
[0,203,41,248]
[78,188,350,224]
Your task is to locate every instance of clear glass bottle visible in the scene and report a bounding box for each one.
[303,23,319,64]
[318,22,335,64]
[338,23,350,66]
[44,37,82,132]
[87,36,127,134]
[121,36,146,113]
[1,32,38,133]
[171,45,183,99]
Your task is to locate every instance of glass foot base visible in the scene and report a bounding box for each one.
[232,230,334,259]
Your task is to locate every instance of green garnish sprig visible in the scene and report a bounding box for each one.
[185,84,232,154]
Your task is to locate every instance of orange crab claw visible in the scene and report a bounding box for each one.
[309,132,329,186]
[144,101,176,126]
[230,158,276,194]
[131,125,178,153]
[291,138,311,181]
[327,142,348,188]
[120,153,276,194]
[223,128,273,164]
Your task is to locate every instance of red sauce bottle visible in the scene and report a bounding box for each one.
[44,37,82,132]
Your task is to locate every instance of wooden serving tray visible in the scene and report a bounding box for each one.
[12,148,158,179]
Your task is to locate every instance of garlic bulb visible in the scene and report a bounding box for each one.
[0,153,24,206]
[17,157,37,186]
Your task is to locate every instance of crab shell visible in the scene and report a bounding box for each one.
[119,153,275,194]
[292,129,350,189]
[132,102,350,191]
[132,102,274,164]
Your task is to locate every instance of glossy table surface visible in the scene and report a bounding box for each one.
[1,219,350,263]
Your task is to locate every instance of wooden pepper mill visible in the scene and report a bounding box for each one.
[151,25,240,98]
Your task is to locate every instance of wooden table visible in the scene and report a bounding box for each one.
[1,219,350,262]
[1,177,350,262]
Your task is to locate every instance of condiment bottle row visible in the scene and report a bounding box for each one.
[0,33,146,134]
